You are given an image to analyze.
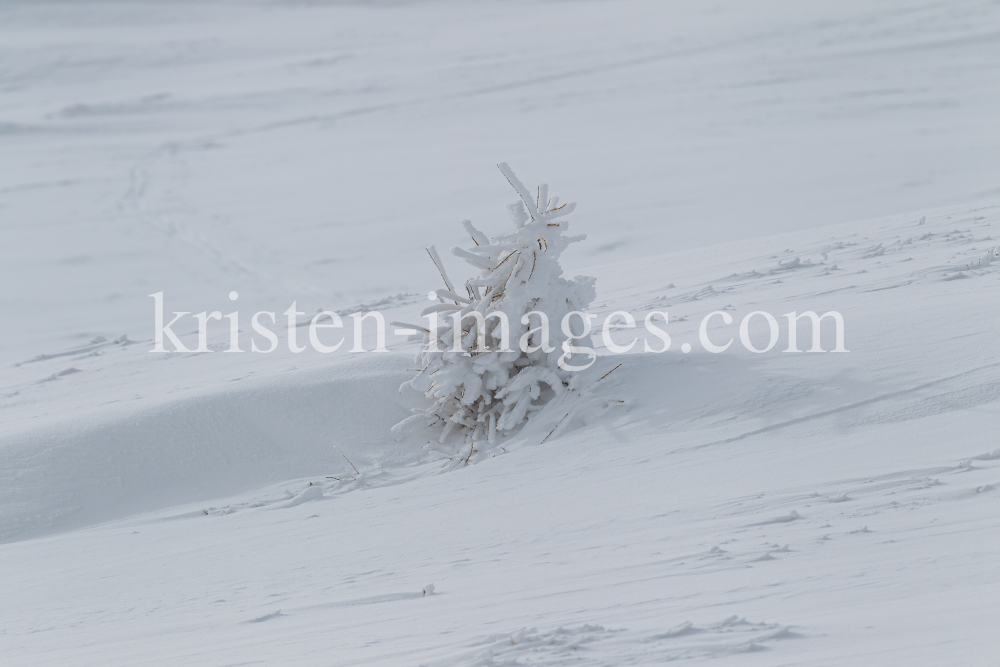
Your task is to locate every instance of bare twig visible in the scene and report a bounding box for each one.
[338,450,360,476]
[541,413,570,444]
[598,363,622,381]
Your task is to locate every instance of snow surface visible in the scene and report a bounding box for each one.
[3,1,1000,665]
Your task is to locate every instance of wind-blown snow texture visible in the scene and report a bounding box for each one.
[2,1,1000,665]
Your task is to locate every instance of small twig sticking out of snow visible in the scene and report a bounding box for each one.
[541,413,570,444]
[598,363,623,382]
[337,450,360,476]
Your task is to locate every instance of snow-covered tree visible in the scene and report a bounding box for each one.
[393,163,596,446]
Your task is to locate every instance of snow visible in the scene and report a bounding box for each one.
[5,0,1000,364]
[2,0,1000,665]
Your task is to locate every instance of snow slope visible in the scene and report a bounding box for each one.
[4,200,1000,665]
[3,0,1000,665]
[3,0,1000,363]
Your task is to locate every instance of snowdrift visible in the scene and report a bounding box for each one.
[0,354,416,543]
